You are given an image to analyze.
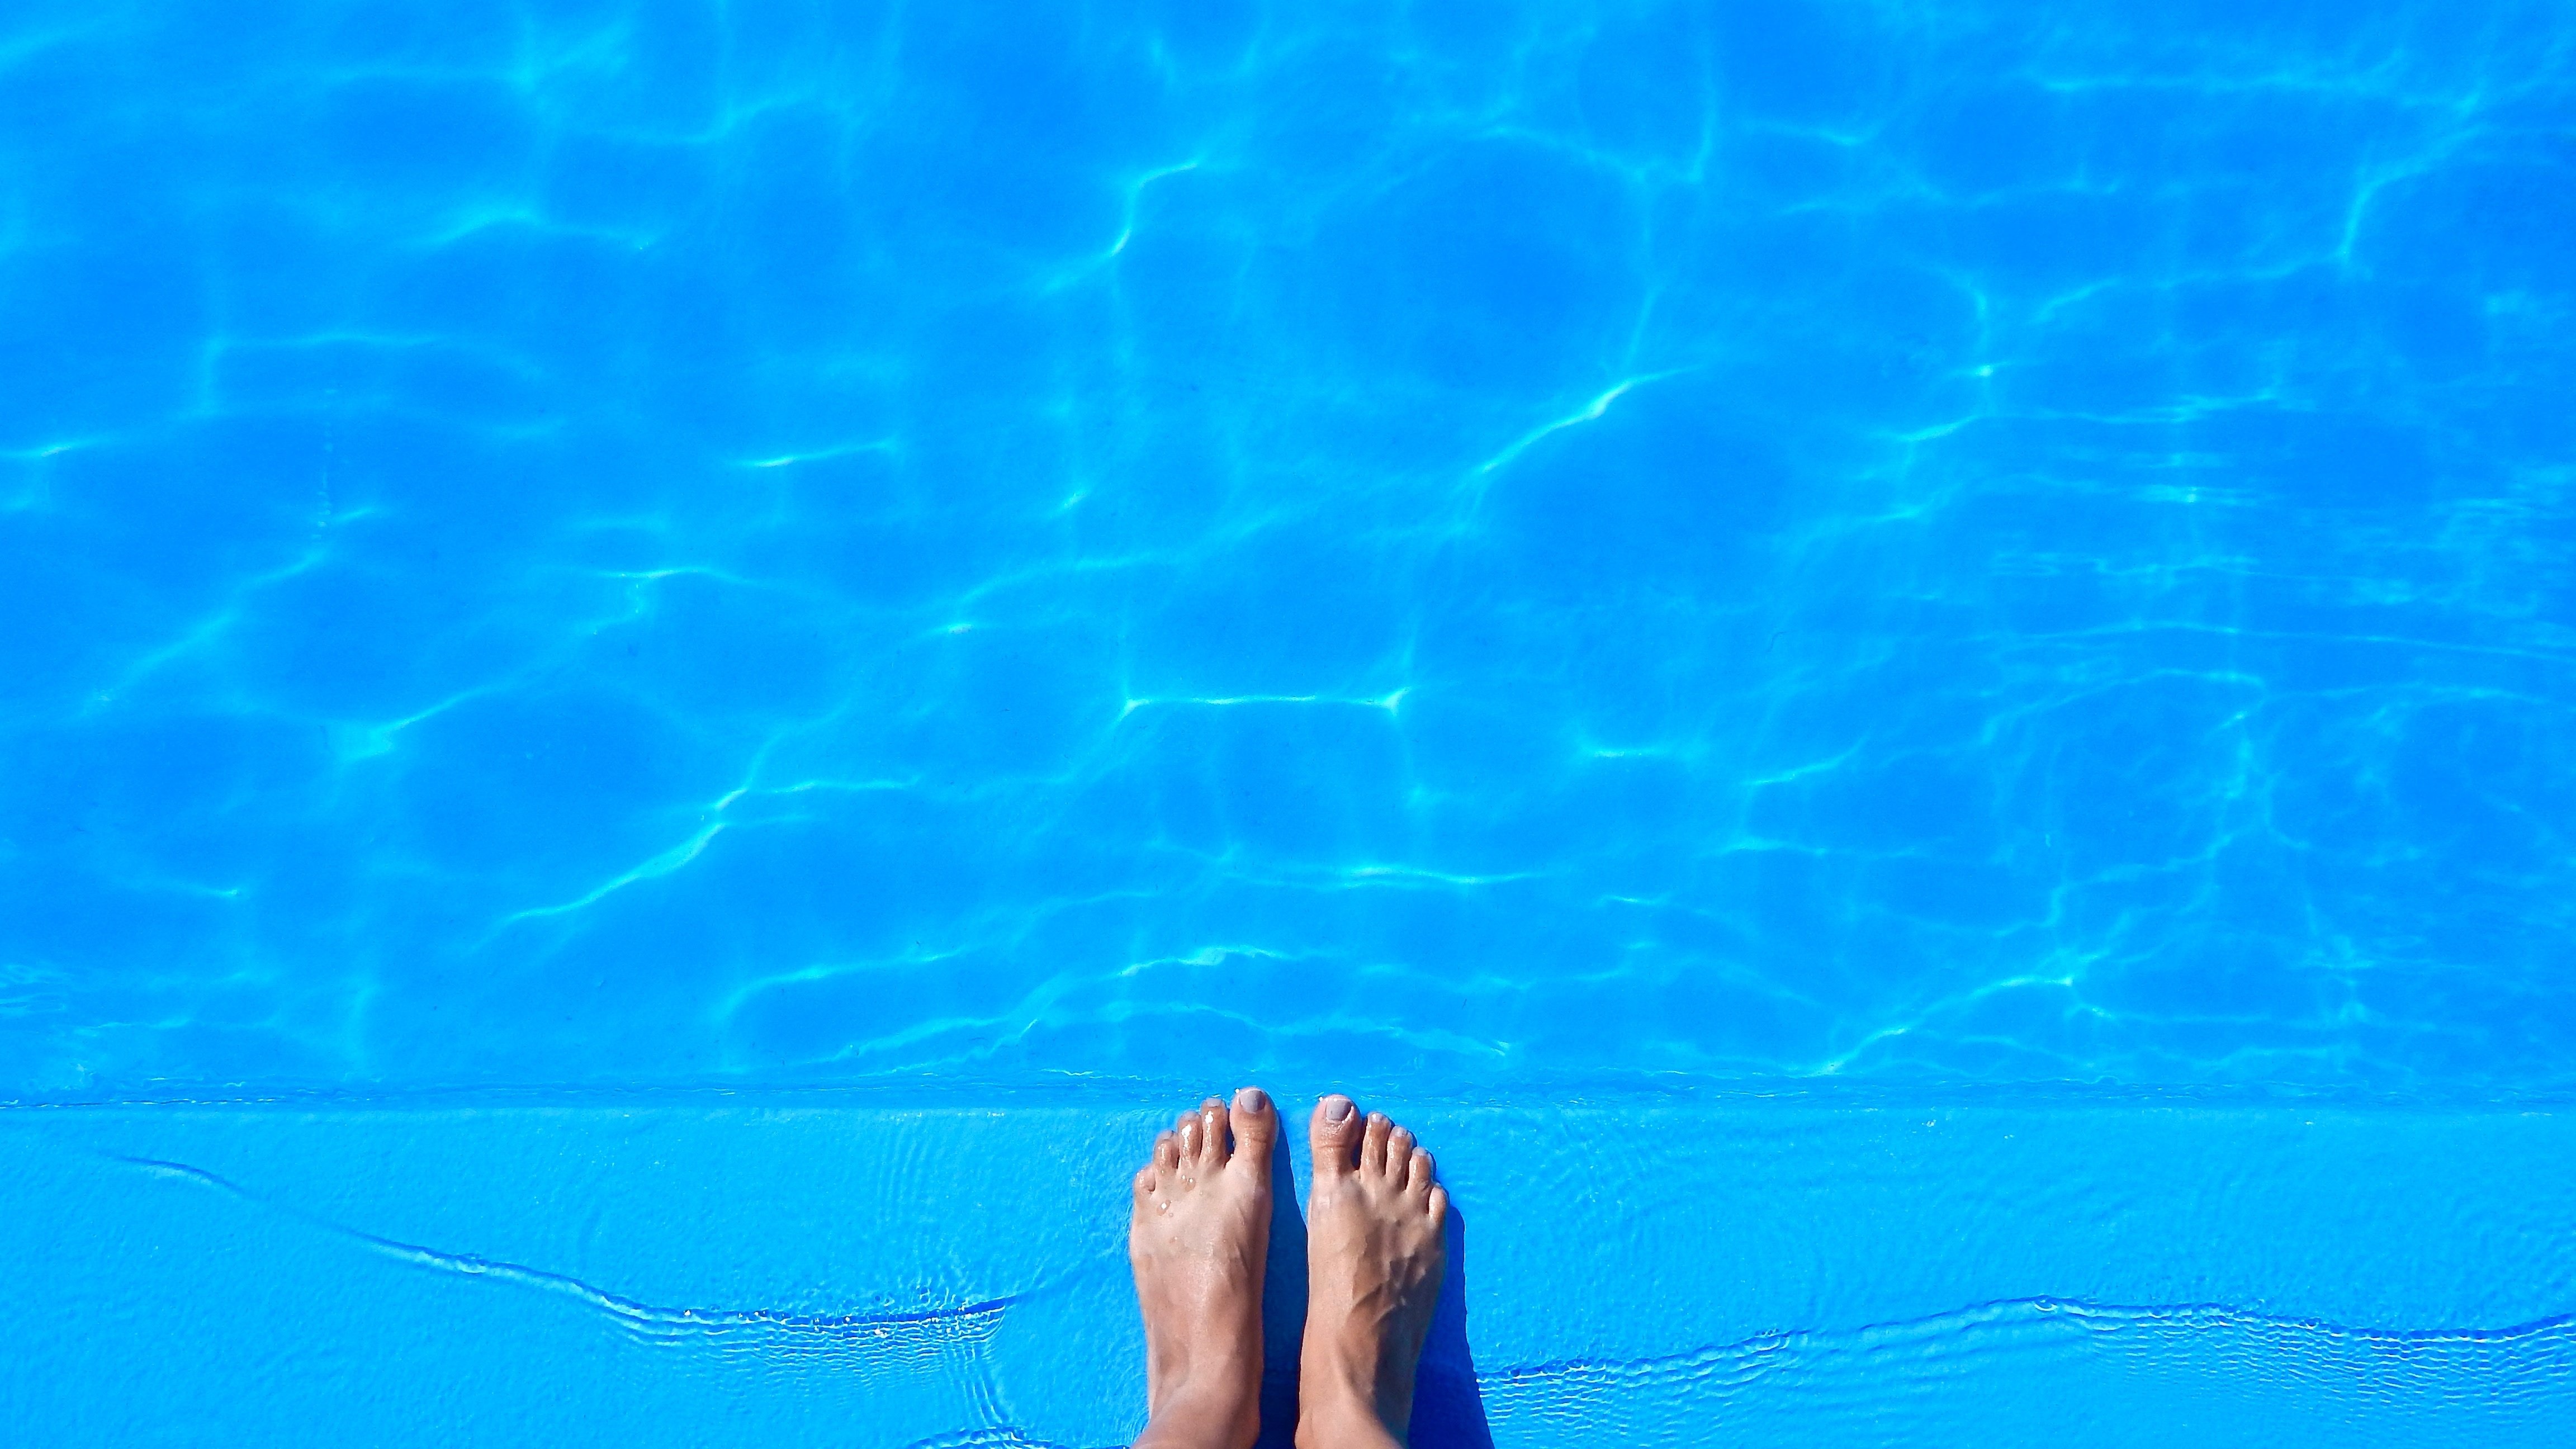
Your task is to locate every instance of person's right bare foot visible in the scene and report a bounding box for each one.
[1298,1095,1447,1449]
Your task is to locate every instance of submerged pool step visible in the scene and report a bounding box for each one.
[3,1097,2568,1447]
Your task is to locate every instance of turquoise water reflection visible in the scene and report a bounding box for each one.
[8,1,2571,1101]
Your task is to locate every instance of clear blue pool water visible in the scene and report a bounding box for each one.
[3,2,2573,1445]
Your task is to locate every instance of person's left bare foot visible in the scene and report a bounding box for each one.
[1131,1087,1277,1449]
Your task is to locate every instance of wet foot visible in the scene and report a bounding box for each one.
[1131,1087,1277,1449]
[1298,1096,1447,1449]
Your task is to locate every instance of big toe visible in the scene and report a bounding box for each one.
[1229,1087,1277,1174]
[1309,1094,1361,1179]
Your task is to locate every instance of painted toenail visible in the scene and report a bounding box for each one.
[1237,1086,1268,1111]
[1323,1097,1354,1122]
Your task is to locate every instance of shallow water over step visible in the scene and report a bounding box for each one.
[7,1094,2569,1446]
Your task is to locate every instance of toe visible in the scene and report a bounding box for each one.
[1428,1183,1450,1225]
[1309,1095,1361,1179]
[1229,1087,1277,1177]
[1133,1162,1158,1204]
[1361,1111,1393,1176]
[1154,1129,1181,1175]
[1407,1148,1436,1197]
[1388,1125,1416,1169]
[1176,1111,1204,1166]
[1196,1097,1230,1165]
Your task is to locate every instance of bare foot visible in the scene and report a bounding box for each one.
[1298,1096,1447,1449]
[1131,1087,1278,1449]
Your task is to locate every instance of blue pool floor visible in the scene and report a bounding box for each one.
[5,1092,2570,1447]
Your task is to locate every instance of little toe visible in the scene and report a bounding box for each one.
[1428,1183,1450,1224]
[1309,1095,1361,1179]
[1133,1162,1158,1204]
[1229,1087,1277,1177]
[1361,1111,1393,1175]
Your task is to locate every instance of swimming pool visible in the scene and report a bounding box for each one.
[3,2,2571,1443]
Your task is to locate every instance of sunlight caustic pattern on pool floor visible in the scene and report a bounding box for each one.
[4,1,2573,1102]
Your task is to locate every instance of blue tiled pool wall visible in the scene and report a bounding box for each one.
[4,1,2573,1103]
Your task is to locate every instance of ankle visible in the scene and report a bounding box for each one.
[1141,1372,1260,1449]
[1292,1394,1407,1449]
[1292,1357,1408,1449]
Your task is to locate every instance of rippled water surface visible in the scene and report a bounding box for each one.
[3,1,2573,1444]
[6,0,2572,1100]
